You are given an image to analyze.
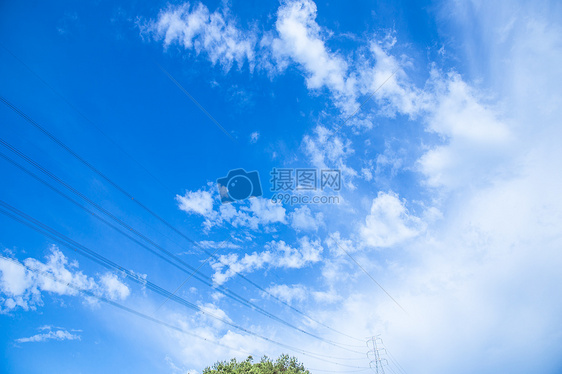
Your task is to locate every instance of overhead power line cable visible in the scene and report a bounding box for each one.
[0,95,365,345]
[0,254,254,356]
[0,144,363,353]
[333,239,407,314]
[0,46,381,338]
[0,253,369,370]
[157,64,238,143]
[0,201,367,366]
[1,46,403,335]
[0,42,172,193]
[381,343,408,374]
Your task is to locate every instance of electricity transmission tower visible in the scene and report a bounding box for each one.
[367,336,389,374]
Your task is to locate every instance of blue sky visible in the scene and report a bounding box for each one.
[1,0,562,373]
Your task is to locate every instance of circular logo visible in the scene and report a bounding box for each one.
[227,175,253,201]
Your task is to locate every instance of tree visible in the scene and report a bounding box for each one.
[202,354,310,374]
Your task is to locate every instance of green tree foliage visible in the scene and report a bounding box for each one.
[202,354,310,374]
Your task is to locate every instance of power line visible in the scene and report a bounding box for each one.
[0,145,363,353]
[333,239,407,314]
[327,67,408,316]
[0,254,255,355]
[0,201,367,366]
[1,45,405,328]
[0,42,173,194]
[0,95,204,249]
[157,63,238,143]
[380,342,407,374]
[152,241,227,314]
[0,46,249,327]
[3,252,370,371]
[0,96,364,344]
[4,245,373,374]
[237,272,364,343]
[0,42,219,268]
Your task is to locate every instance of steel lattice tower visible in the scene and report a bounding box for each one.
[367,336,388,374]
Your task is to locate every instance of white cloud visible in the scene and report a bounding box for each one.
[324,231,357,255]
[249,131,260,143]
[269,237,323,268]
[310,289,341,304]
[210,236,323,284]
[16,326,81,343]
[0,256,35,301]
[158,306,270,370]
[303,125,357,189]
[248,198,287,225]
[197,240,241,250]
[165,355,188,374]
[268,1,428,121]
[197,302,232,330]
[374,141,405,178]
[202,197,286,231]
[0,246,130,313]
[360,191,424,248]
[176,189,215,216]
[290,205,324,231]
[142,0,430,123]
[418,71,513,190]
[267,0,356,113]
[265,283,341,305]
[99,273,130,301]
[141,3,256,71]
[265,284,307,304]
[356,41,427,118]
[303,126,354,168]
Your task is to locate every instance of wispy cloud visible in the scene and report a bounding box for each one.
[197,240,241,250]
[140,0,421,121]
[210,236,323,284]
[139,2,256,71]
[264,283,341,305]
[249,131,260,144]
[289,205,324,232]
[16,326,81,343]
